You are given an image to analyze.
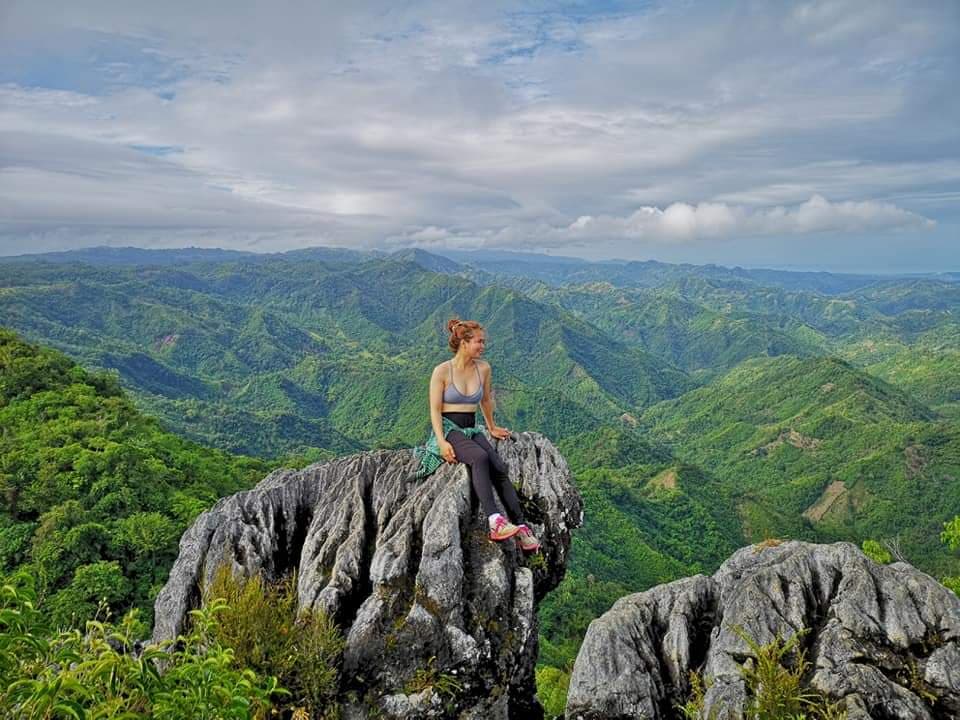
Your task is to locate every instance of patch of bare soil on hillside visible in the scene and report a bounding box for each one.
[904,444,928,478]
[754,429,823,456]
[803,480,847,523]
[648,468,678,490]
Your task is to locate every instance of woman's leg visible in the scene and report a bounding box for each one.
[471,434,525,524]
[446,430,500,517]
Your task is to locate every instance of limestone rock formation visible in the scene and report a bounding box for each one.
[567,541,960,720]
[152,431,581,719]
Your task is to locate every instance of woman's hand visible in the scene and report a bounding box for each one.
[439,439,457,463]
[489,425,511,440]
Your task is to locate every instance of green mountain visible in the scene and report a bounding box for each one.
[536,273,960,413]
[0,329,268,626]
[528,282,827,375]
[853,278,960,316]
[839,323,960,420]
[0,246,257,266]
[652,274,960,345]
[658,275,886,337]
[433,249,887,294]
[642,355,960,575]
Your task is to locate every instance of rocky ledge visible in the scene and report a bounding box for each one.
[567,541,960,720]
[152,432,582,719]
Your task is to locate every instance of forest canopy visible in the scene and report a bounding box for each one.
[0,329,268,626]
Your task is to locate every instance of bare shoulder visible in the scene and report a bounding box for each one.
[431,360,450,378]
[478,359,492,375]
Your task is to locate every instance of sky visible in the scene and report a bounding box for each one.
[0,0,957,272]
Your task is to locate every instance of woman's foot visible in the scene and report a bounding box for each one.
[489,514,521,541]
[517,524,541,552]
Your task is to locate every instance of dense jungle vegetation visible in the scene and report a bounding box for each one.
[0,329,268,628]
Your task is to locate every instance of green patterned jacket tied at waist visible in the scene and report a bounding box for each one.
[410,415,487,481]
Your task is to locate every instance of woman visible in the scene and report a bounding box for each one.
[427,318,540,551]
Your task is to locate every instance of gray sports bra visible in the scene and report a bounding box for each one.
[443,361,484,404]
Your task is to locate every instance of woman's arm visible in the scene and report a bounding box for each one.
[480,362,510,439]
[429,364,456,462]
[429,364,447,441]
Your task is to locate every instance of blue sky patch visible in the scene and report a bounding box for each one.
[129,145,184,157]
[0,28,185,96]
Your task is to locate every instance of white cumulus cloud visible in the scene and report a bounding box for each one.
[560,195,935,244]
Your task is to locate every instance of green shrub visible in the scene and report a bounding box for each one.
[151,599,283,719]
[206,564,345,719]
[943,515,960,594]
[943,516,960,552]
[861,539,892,565]
[671,627,849,719]
[0,571,280,719]
[536,665,570,719]
[942,576,960,595]
[677,671,716,719]
[403,655,463,703]
[734,626,846,720]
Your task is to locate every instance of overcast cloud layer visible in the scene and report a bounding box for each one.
[0,0,957,271]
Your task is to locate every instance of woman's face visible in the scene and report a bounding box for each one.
[464,332,486,358]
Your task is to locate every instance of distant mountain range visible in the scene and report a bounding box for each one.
[5,244,957,289]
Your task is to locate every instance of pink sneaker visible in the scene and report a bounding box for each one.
[517,524,541,552]
[489,515,521,542]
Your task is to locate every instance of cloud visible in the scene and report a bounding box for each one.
[387,195,934,255]
[559,195,935,244]
[0,1,957,268]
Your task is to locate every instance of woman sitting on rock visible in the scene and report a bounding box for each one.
[419,317,539,551]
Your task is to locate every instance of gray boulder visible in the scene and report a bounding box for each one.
[152,431,581,719]
[567,541,960,720]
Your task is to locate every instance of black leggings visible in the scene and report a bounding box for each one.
[443,412,524,523]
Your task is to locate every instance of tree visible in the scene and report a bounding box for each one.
[46,560,131,628]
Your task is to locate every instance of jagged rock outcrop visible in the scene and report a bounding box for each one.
[153,432,581,719]
[567,541,960,720]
